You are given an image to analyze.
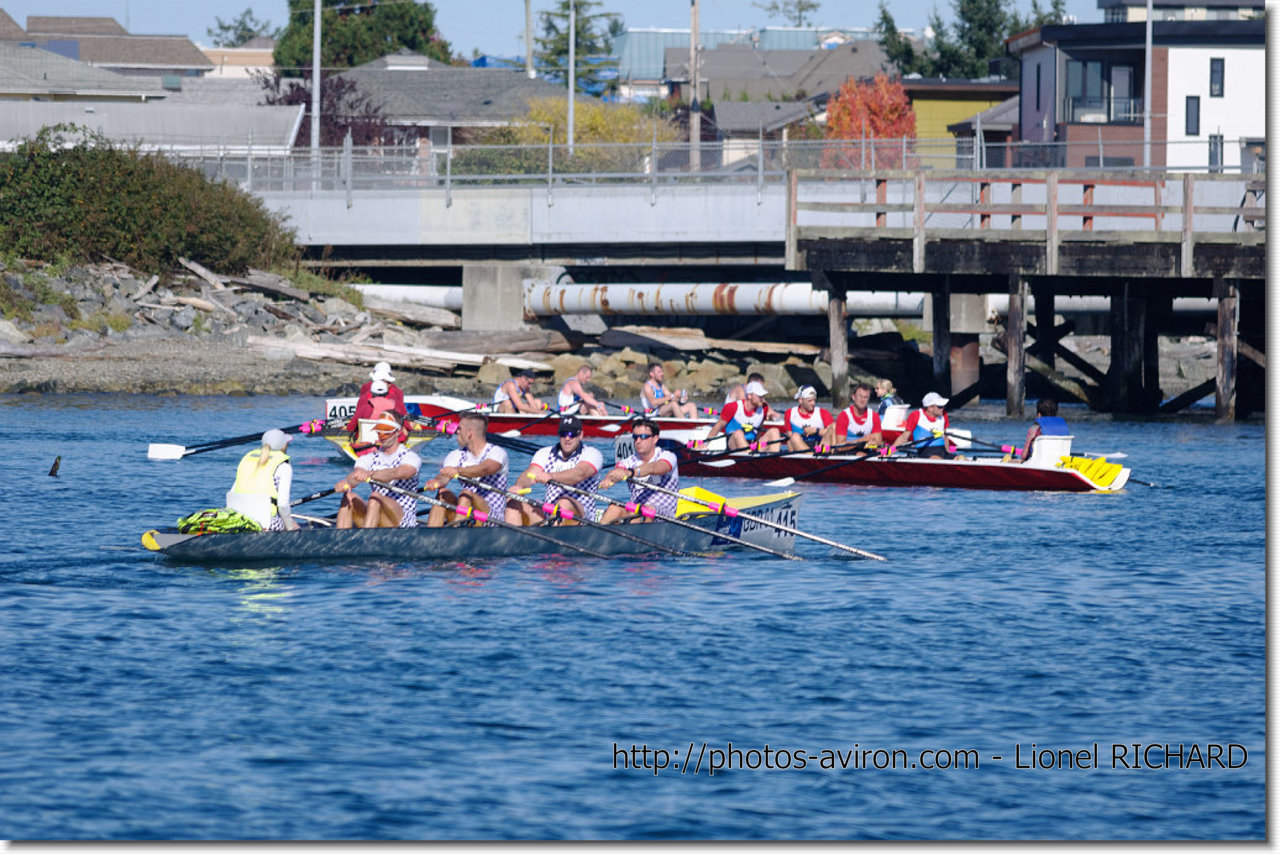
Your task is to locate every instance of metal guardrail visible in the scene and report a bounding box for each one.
[168,137,1259,196]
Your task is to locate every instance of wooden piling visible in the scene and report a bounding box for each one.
[1215,277,1238,421]
[1006,274,1027,417]
[818,270,848,409]
[1032,282,1056,371]
[932,275,951,394]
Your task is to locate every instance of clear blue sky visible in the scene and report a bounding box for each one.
[0,0,1105,54]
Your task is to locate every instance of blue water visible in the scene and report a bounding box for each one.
[0,394,1264,840]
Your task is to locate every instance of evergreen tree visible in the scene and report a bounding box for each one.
[273,0,451,76]
[752,0,821,27]
[207,7,280,48]
[876,0,1023,80]
[535,0,620,93]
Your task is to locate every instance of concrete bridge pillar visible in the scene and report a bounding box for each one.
[462,264,564,331]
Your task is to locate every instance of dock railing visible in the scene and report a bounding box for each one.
[785,169,1266,276]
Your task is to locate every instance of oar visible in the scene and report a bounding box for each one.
[556,480,801,562]
[684,436,873,466]
[629,479,885,562]
[374,480,611,559]
[498,404,560,437]
[432,421,542,456]
[456,475,698,558]
[148,418,335,460]
[786,436,933,483]
[290,486,339,507]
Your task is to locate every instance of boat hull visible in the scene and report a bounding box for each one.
[678,450,1128,492]
[143,492,802,564]
[325,395,789,441]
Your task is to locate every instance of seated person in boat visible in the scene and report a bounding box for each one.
[890,392,953,459]
[506,416,603,525]
[558,364,608,417]
[784,385,833,452]
[640,362,696,419]
[226,428,300,532]
[707,381,783,451]
[599,419,679,523]
[335,412,422,529]
[493,369,544,414]
[723,373,780,419]
[346,361,407,431]
[875,378,905,416]
[822,383,884,452]
[1021,397,1069,462]
[423,412,509,526]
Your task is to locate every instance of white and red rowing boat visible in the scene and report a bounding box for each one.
[646,434,1131,493]
[324,394,910,445]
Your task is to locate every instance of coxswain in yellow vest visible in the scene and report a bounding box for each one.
[226,429,300,531]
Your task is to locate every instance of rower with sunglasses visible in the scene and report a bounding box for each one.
[505,416,604,525]
[598,420,679,524]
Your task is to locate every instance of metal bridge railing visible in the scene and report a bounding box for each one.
[168,137,1260,194]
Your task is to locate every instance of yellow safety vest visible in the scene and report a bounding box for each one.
[230,449,289,513]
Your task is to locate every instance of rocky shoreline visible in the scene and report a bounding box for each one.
[0,259,1222,410]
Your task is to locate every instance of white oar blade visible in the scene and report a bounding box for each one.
[765,477,796,488]
[498,429,523,437]
[600,423,623,432]
[148,443,187,460]
[699,459,739,468]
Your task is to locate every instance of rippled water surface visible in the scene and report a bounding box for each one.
[0,394,1264,840]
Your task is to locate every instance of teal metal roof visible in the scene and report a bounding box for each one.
[613,28,751,81]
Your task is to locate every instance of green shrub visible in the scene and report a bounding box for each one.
[0,125,297,274]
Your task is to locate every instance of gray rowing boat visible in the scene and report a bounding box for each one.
[142,488,802,564]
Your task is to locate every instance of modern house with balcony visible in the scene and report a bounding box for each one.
[1007,17,1263,168]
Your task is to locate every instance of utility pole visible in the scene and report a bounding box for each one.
[689,0,700,173]
[525,0,535,78]
[565,0,576,156]
[1142,0,1152,168]
[311,0,321,163]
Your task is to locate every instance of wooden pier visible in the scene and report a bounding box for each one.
[786,169,1265,419]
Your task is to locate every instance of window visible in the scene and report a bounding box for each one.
[1066,59,1105,122]
[1186,95,1200,135]
[1209,134,1224,172]
[1209,58,1224,97]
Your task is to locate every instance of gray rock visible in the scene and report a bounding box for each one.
[282,323,312,342]
[106,296,137,316]
[170,306,196,330]
[476,360,511,386]
[321,296,359,317]
[33,304,69,325]
[299,303,328,324]
[0,318,31,345]
[382,326,418,347]
[149,306,174,323]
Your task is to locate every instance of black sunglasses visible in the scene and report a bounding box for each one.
[559,428,582,437]
[632,432,656,440]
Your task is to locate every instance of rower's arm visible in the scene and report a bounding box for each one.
[705,415,729,440]
[634,457,672,479]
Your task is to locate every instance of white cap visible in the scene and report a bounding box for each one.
[794,385,817,400]
[745,381,768,397]
[922,392,949,408]
[262,428,291,450]
[370,379,389,395]
[370,361,395,383]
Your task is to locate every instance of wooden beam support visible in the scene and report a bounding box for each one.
[1031,283,1057,371]
[819,270,849,410]
[1006,274,1027,417]
[932,276,951,394]
[1143,295,1172,410]
[1108,281,1145,412]
[1159,378,1214,414]
[1215,277,1238,421]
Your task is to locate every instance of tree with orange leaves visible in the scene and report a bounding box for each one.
[822,73,917,169]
